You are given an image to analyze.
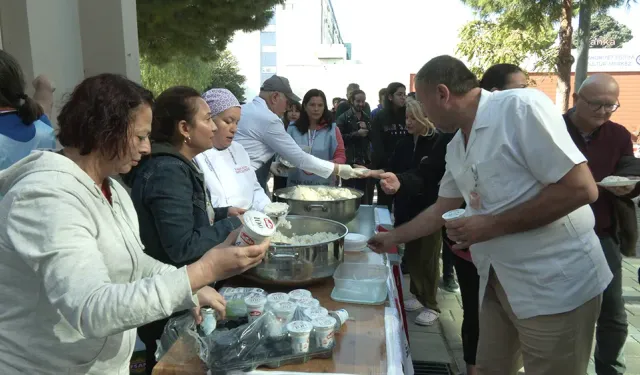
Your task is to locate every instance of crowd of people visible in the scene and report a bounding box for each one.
[0,43,636,375]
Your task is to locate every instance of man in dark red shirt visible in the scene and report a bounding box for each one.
[564,73,637,375]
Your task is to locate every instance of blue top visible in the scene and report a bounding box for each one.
[0,111,56,170]
[286,123,339,187]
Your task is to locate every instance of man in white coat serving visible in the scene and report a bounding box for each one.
[235,75,362,194]
[195,89,271,213]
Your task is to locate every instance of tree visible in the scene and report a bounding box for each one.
[136,0,285,64]
[140,51,246,101]
[458,0,635,111]
[572,12,633,48]
[205,51,247,102]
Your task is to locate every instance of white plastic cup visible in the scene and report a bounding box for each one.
[266,293,290,311]
[312,316,337,349]
[328,309,349,330]
[303,307,329,321]
[288,289,312,303]
[295,297,320,310]
[442,209,466,222]
[244,294,267,323]
[234,210,276,247]
[268,301,298,337]
[287,320,313,354]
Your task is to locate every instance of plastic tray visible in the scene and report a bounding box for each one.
[331,262,388,305]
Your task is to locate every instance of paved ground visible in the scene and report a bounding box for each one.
[403,258,640,375]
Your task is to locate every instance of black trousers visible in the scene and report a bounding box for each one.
[273,176,288,193]
[452,249,480,366]
[594,236,627,375]
[442,228,455,280]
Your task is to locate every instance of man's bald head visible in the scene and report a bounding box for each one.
[577,73,619,97]
[572,73,620,131]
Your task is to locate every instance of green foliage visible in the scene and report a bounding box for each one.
[205,51,247,102]
[457,18,558,77]
[572,12,633,48]
[140,51,246,101]
[137,0,285,64]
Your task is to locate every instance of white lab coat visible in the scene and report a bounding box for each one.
[195,142,271,211]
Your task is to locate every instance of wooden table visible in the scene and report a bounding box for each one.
[153,278,389,374]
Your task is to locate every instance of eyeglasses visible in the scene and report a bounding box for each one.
[578,93,620,113]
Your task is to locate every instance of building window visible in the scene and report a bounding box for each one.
[261,53,277,67]
[263,24,276,33]
[262,66,277,74]
[260,32,276,46]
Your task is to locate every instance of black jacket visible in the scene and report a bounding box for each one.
[370,106,407,169]
[123,142,242,267]
[389,131,454,226]
[336,107,371,165]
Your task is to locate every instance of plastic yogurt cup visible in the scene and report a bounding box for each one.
[303,307,329,321]
[244,294,267,323]
[442,209,466,222]
[246,288,265,295]
[268,301,298,337]
[288,289,312,303]
[329,309,349,329]
[266,293,290,311]
[312,316,337,349]
[295,298,320,310]
[286,320,314,354]
[234,210,276,247]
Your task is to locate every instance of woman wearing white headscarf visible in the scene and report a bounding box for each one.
[195,89,271,212]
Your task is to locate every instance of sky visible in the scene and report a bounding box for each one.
[331,0,640,71]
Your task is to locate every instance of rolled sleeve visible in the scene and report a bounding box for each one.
[517,94,586,185]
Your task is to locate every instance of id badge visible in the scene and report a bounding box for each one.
[301,145,312,154]
[206,201,215,226]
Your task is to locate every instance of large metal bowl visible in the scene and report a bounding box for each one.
[273,186,363,224]
[243,216,348,286]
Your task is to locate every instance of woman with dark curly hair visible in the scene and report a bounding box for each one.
[0,74,268,374]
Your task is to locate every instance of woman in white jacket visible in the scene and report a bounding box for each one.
[195,89,272,212]
[0,74,269,374]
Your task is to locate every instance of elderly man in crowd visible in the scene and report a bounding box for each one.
[234,75,361,195]
[368,55,612,375]
[565,73,638,375]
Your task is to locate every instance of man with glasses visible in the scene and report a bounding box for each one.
[564,73,637,375]
[235,75,362,195]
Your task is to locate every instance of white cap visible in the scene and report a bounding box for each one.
[244,294,267,307]
[273,301,297,313]
[267,293,289,304]
[287,320,313,334]
[312,316,337,330]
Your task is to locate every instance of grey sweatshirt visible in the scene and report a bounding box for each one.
[0,151,198,374]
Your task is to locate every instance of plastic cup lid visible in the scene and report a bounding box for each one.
[288,289,312,299]
[244,294,267,307]
[287,320,313,334]
[267,293,289,303]
[242,210,276,237]
[304,307,328,318]
[442,209,466,221]
[296,298,319,308]
[273,301,297,313]
[247,288,265,294]
[312,316,337,330]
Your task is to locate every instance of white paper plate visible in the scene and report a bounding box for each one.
[597,178,639,187]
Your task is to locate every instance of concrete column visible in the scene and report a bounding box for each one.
[0,0,85,127]
[78,0,141,83]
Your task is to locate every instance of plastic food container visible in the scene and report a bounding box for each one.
[266,293,289,311]
[244,294,267,323]
[295,298,320,310]
[442,209,466,222]
[303,307,329,321]
[287,320,314,354]
[332,263,389,305]
[288,289,312,303]
[234,210,276,247]
[312,316,337,349]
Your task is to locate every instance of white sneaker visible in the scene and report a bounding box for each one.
[415,308,439,326]
[404,297,423,312]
